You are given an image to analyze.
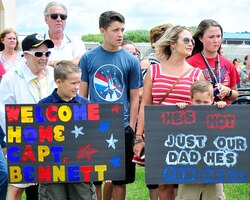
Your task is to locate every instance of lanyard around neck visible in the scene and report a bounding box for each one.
[200,51,221,85]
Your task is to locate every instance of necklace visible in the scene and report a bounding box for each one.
[200,51,221,85]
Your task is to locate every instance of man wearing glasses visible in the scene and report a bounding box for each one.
[0,33,56,200]
[43,2,86,67]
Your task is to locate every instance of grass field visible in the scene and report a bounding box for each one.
[21,167,250,199]
[127,167,250,200]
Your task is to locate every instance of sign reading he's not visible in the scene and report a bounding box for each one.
[145,105,249,184]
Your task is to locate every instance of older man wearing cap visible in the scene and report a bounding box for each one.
[0,33,56,200]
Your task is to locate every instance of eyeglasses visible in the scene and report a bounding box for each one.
[48,13,67,20]
[183,37,195,45]
[25,51,51,58]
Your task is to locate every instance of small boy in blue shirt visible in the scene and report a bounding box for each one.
[38,60,96,200]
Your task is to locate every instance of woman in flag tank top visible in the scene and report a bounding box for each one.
[133,25,204,200]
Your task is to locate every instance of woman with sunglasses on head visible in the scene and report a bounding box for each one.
[187,19,239,104]
[133,25,204,200]
[43,1,86,67]
[0,33,56,200]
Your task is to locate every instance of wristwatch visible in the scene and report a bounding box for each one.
[226,89,232,98]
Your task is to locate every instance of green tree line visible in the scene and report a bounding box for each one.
[81,27,197,43]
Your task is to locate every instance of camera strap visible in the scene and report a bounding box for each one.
[200,51,221,86]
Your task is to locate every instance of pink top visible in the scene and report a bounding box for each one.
[0,61,6,76]
[151,64,202,105]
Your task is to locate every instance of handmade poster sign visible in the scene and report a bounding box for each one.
[144,105,250,184]
[5,103,125,183]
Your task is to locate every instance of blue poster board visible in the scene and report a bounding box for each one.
[145,105,250,184]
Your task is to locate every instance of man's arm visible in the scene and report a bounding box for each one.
[79,81,89,98]
[129,88,140,131]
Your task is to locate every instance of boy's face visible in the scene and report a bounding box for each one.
[56,72,81,101]
[191,92,214,105]
[100,21,125,48]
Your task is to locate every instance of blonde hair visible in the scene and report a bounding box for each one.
[153,25,191,60]
[54,60,81,81]
[190,80,213,99]
[150,23,173,48]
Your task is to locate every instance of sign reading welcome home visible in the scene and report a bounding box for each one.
[5,103,125,183]
[145,105,250,184]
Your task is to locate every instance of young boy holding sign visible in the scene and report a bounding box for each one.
[38,60,96,200]
[176,80,227,200]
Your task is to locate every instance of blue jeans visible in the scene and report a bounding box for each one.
[0,147,8,200]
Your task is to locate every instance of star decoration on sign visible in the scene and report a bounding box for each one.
[110,156,121,168]
[97,120,110,134]
[71,125,84,138]
[76,144,98,161]
[111,104,121,113]
[106,134,118,150]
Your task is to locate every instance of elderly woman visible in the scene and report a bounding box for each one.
[0,33,56,200]
[133,25,204,200]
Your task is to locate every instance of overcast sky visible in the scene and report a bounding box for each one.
[16,0,250,38]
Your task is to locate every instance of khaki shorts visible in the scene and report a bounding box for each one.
[176,183,226,200]
[38,182,96,200]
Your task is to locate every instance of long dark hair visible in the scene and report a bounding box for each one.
[192,19,223,55]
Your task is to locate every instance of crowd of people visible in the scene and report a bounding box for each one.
[0,1,249,200]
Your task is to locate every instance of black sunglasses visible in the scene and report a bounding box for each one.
[49,13,67,20]
[183,37,195,45]
[25,51,51,58]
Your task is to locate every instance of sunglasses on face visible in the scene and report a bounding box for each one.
[183,37,195,45]
[49,13,67,20]
[25,51,51,58]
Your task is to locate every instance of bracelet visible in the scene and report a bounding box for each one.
[134,134,143,139]
[226,89,233,98]
[134,138,144,145]
[135,134,143,138]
